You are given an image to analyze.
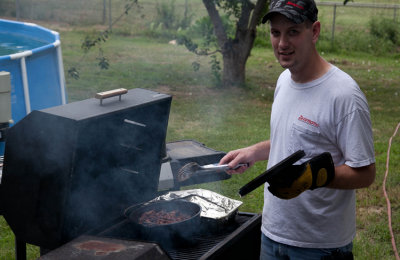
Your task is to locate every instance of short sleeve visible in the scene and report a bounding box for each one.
[336,109,375,168]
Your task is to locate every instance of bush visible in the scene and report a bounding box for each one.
[369,17,399,45]
[315,17,400,56]
[254,25,270,48]
[154,0,193,31]
[155,0,177,30]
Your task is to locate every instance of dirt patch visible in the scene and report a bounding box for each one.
[358,206,385,217]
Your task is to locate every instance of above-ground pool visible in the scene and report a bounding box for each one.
[0,19,67,154]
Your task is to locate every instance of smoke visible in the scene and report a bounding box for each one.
[62,94,172,242]
[1,89,172,248]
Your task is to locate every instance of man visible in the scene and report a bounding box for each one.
[219,0,376,259]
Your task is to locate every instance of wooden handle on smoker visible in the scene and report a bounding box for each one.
[95,88,128,105]
[95,88,128,99]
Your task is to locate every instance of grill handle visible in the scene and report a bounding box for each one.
[95,88,128,105]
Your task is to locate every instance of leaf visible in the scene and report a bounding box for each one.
[97,57,110,70]
[192,61,200,71]
[67,67,80,79]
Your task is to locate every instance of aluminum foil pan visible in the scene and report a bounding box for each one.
[150,189,242,220]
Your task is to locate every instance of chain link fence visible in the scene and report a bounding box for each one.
[0,0,196,28]
[316,1,400,45]
[0,0,399,50]
[1,0,121,25]
[2,0,398,26]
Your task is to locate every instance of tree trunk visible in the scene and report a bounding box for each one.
[202,0,268,87]
[222,44,247,87]
[222,57,246,87]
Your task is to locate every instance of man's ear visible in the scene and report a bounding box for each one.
[312,21,321,43]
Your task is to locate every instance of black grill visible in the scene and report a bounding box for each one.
[165,213,261,260]
[0,88,261,259]
[45,212,261,260]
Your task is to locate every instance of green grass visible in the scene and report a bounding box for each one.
[65,32,400,260]
[5,31,399,259]
[1,0,400,259]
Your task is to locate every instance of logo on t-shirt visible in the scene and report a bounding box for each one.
[298,115,319,128]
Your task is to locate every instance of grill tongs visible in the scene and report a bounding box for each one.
[178,162,249,182]
[238,150,305,197]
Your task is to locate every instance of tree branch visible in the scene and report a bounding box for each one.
[239,0,268,56]
[236,0,254,34]
[202,0,229,51]
[249,0,268,30]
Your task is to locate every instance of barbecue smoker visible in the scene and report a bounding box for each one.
[0,88,261,260]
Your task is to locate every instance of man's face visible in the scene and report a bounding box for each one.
[269,14,317,73]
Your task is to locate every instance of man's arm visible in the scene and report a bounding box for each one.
[219,140,271,174]
[328,163,376,189]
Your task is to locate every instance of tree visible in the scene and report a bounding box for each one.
[68,0,268,88]
[181,0,268,87]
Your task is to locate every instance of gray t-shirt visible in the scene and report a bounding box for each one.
[261,65,375,248]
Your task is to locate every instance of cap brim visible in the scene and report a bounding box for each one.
[261,12,272,24]
[261,9,305,24]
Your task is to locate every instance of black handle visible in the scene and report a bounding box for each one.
[238,150,305,197]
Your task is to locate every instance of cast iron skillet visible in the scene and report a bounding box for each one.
[126,200,201,248]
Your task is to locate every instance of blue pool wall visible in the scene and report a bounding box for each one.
[0,19,67,155]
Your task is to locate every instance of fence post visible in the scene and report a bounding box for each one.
[109,0,112,31]
[15,0,20,20]
[331,4,337,49]
[103,0,107,25]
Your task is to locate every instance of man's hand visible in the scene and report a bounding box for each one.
[268,152,335,199]
[219,141,271,174]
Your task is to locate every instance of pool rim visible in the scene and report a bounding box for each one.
[0,18,67,112]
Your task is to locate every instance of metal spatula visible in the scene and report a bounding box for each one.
[177,162,249,182]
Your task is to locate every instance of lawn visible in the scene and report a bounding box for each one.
[1,0,400,259]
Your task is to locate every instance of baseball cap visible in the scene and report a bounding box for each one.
[262,0,318,24]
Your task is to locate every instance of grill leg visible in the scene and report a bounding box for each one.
[15,237,26,260]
